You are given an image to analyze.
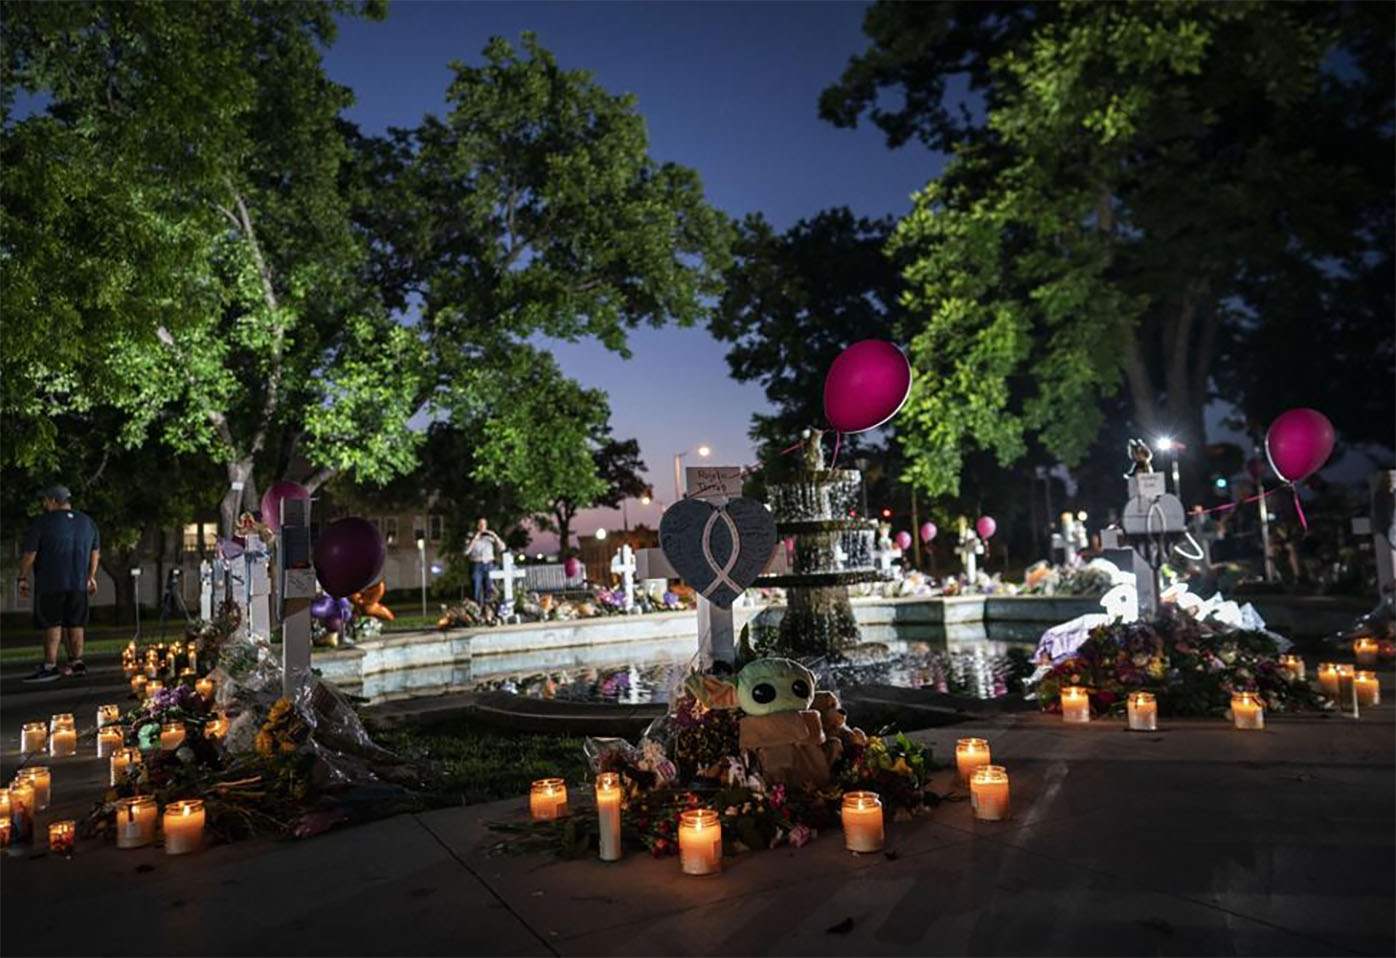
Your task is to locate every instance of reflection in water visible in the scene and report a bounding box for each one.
[465,636,1030,706]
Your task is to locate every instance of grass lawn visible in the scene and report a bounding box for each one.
[371,716,591,806]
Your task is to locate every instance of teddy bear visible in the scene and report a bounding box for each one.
[811,689,869,766]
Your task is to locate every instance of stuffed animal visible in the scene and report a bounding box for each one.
[1124,438,1154,478]
[733,657,829,787]
[811,689,868,765]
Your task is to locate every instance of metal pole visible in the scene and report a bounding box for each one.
[1172,454,1183,507]
[622,498,630,533]
[418,543,427,616]
[909,485,920,571]
[1258,482,1275,581]
[673,453,685,501]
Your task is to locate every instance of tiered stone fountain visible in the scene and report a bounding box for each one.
[757,430,888,656]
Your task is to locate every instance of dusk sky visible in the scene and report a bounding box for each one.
[321,1,942,546]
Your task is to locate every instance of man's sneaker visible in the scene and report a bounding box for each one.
[23,665,61,683]
[70,660,87,676]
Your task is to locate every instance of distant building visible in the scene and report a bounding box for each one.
[578,525,658,586]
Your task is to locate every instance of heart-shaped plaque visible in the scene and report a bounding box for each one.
[659,496,778,609]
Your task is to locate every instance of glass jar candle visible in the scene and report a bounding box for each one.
[110,747,142,786]
[1354,670,1380,707]
[97,726,124,759]
[0,787,9,821]
[49,721,78,758]
[1353,637,1379,667]
[97,704,122,728]
[1231,692,1264,730]
[163,799,205,855]
[955,738,990,785]
[20,721,46,754]
[179,668,197,688]
[1127,692,1157,731]
[130,674,148,697]
[677,809,722,875]
[840,790,885,852]
[1317,663,1339,698]
[205,715,229,741]
[970,765,1011,821]
[160,722,186,751]
[1278,655,1305,682]
[528,778,568,821]
[1060,686,1090,723]
[50,713,75,732]
[48,820,76,857]
[195,677,215,700]
[16,767,51,810]
[7,781,34,845]
[114,796,158,849]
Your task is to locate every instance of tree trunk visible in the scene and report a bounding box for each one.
[220,458,257,537]
[100,548,140,629]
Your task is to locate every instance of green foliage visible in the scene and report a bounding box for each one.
[830,1,1393,496]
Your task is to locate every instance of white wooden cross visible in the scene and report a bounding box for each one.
[872,545,903,575]
[610,544,637,612]
[489,552,528,605]
[199,560,213,621]
[244,534,272,639]
[956,531,983,581]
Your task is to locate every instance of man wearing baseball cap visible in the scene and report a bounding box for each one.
[17,485,101,682]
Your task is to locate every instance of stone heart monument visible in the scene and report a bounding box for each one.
[660,496,778,609]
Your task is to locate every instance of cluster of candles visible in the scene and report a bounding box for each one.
[956,738,1010,821]
[1,778,205,857]
[1057,640,1386,732]
[124,641,211,700]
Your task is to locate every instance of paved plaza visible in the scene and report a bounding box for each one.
[3,655,1391,957]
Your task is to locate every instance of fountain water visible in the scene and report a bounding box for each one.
[757,430,888,656]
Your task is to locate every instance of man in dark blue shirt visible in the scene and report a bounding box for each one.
[17,486,101,682]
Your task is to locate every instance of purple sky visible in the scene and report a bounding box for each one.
[320,1,941,549]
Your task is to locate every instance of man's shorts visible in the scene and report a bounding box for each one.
[34,590,90,629]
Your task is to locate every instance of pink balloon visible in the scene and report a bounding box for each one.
[894,530,912,550]
[823,340,912,434]
[919,521,937,543]
[976,516,997,540]
[260,481,309,533]
[564,557,582,579]
[1265,408,1335,483]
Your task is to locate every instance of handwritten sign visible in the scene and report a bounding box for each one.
[685,466,744,502]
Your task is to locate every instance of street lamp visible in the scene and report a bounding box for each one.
[673,444,712,500]
[1154,437,1185,504]
[622,491,654,533]
[595,527,608,541]
[415,530,427,617]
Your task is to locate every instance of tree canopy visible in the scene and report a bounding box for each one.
[3,10,730,532]
[825,0,1393,496]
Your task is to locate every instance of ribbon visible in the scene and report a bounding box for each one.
[830,431,842,469]
[698,507,744,599]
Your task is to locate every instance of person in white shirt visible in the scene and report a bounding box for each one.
[466,517,505,606]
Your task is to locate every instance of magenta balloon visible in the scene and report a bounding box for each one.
[1265,408,1335,483]
[313,517,386,598]
[920,521,937,543]
[260,481,310,533]
[822,340,913,434]
[976,516,997,539]
[563,557,582,578]
[894,530,912,550]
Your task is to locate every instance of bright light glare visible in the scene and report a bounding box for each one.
[595,528,608,540]
[1155,437,1174,452]
[697,445,711,458]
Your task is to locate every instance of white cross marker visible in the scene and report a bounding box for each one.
[610,544,638,612]
[489,552,528,604]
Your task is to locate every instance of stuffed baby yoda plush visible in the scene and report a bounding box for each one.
[733,658,830,788]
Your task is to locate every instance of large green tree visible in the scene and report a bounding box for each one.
[4,13,730,530]
[824,1,1393,496]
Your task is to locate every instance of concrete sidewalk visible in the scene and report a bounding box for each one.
[3,678,1392,957]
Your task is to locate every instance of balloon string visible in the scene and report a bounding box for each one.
[1291,486,1309,532]
[830,431,842,469]
[1193,486,1279,516]
[778,439,806,456]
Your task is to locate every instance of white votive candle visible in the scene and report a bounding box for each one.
[1336,665,1357,712]
[20,722,46,754]
[971,765,1011,821]
[1354,637,1379,667]
[840,790,885,852]
[115,796,158,849]
[195,677,215,700]
[528,778,568,821]
[98,704,122,728]
[678,809,722,875]
[1127,691,1158,731]
[1354,670,1380,707]
[1061,686,1090,723]
[97,726,124,758]
[1231,692,1264,730]
[596,773,623,862]
[16,767,51,810]
[163,799,205,855]
[111,747,142,786]
[0,787,9,821]
[130,674,148,697]
[160,722,186,751]
[955,738,991,785]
